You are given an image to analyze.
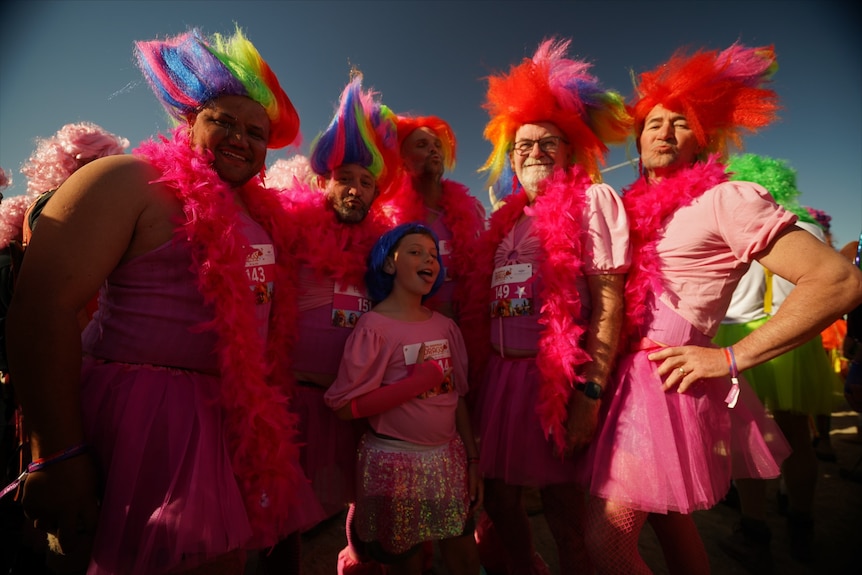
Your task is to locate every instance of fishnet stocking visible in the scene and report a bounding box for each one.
[583,496,651,575]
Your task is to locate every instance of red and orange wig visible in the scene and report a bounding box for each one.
[631,43,779,160]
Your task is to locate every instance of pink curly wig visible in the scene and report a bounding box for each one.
[135,26,300,149]
[265,155,315,190]
[0,123,128,248]
[481,37,631,185]
[631,42,779,160]
[395,115,457,171]
[21,122,129,194]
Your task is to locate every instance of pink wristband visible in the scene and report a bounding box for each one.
[723,347,740,408]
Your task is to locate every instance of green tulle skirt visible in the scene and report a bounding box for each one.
[714,317,844,415]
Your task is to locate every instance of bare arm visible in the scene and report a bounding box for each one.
[562,273,624,456]
[6,155,174,553]
[651,226,862,392]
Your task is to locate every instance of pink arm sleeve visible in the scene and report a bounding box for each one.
[349,361,444,418]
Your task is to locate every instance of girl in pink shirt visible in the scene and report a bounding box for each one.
[325,223,482,574]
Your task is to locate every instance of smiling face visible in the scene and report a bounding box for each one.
[384,232,441,298]
[400,127,445,179]
[638,104,702,180]
[188,95,270,188]
[325,163,378,223]
[510,122,571,200]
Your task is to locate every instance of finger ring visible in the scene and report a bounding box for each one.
[678,367,686,375]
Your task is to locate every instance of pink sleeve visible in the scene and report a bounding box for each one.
[582,183,630,274]
[324,325,389,410]
[711,182,797,263]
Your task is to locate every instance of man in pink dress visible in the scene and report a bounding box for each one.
[580,43,862,575]
[383,115,485,322]
[460,38,632,575]
[6,27,320,575]
[276,74,401,574]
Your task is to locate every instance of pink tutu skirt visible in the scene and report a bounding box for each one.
[473,355,581,487]
[354,433,470,555]
[291,383,361,518]
[580,303,790,514]
[80,358,324,575]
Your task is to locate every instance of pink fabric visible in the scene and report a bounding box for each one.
[580,300,790,514]
[474,355,583,486]
[291,305,354,376]
[80,216,322,574]
[83,238,219,372]
[424,209,456,309]
[292,385,360,517]
[583,183,631,274]
[325,311,468,446]
[489,183,630,353]
[651,181,795,337]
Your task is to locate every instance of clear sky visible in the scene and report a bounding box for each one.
[1,1,859,248]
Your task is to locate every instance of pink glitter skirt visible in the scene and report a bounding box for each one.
[580,302,790,514]
[354,433,470,555]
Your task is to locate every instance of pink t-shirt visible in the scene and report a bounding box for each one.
[654,181,796,337]
[490,183,630,353]
[324,310,468,446]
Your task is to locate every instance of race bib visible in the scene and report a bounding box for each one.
[246,244,275,305]
[332,282,372,328]
[403,339,454,398]
[490,263,534,318]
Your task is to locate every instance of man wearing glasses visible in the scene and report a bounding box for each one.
[460,39,631,574]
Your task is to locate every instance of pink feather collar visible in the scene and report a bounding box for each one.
[461,167,593,452]
[621,157,728,342]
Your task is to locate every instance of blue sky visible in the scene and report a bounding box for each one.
[1,1,859,248]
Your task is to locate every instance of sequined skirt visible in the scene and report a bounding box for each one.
[354,432,470,555]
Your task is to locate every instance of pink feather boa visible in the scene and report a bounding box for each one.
[134,128,301,545]
[461,167,592,452]
[278,182,392,291]
[383,174,486,315]
[621,157,728,342]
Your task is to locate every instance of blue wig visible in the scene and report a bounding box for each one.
[366,222,445,303]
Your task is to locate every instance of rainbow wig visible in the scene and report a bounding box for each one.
[365,222,445,303]
[21,122,129,194]
[309,74,398,188]
[481,37,631,185]
[632,43,779,160]
[725,154,814,224]
[135,26,299,149]
[396,115,457,171]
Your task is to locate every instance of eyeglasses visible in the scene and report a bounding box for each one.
[512,136,568,156]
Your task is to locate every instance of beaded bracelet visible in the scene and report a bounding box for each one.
[722,347,740,409]
[0,443,88,501]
